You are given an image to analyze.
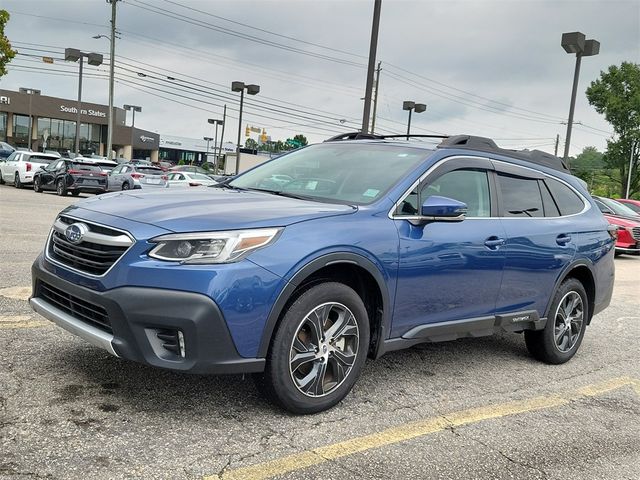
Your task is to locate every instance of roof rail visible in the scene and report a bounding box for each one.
[324,132,570,174]
[437,135,570,173]
[324,132,383,142]
[325,132,448,142]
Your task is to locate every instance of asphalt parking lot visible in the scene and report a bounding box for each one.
[1,184,638,480]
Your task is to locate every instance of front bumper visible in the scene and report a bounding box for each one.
[31,255,265,374]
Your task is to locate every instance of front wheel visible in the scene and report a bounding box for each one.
[524,278,588,364]
[56,179,67,196]
[255,282,369,414]
[34,177,43,193]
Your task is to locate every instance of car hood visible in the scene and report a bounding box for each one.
[73,188,357,232]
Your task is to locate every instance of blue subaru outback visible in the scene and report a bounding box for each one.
[30,134,615,413]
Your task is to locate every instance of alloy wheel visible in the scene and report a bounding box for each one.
[553,291,584,353]
[289,302,359,397]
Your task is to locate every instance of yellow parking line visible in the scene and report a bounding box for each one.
[0,286,31,301]
[0,315,49,329]
[211,377,639,480]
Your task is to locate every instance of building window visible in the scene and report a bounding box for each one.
[63,120,76,152]
[13,114,30,147]
[37,117,51,151]
[0,112,7,142]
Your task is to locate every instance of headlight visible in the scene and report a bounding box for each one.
[149,228,281,264]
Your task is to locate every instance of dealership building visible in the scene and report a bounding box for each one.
[0,88,160,160]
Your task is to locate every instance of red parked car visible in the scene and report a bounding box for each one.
[593,196,640,256]
[616,198,640,214]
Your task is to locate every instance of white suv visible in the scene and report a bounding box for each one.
[0,151,60,188]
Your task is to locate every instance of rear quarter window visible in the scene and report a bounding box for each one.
[544,178,585,216]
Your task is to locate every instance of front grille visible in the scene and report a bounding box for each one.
[38,281,111,333]
[632,227,640,241]
[47,216,132,276]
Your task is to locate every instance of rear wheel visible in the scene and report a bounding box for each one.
[525,278,588,364]
[14,173,22,189]
[56,179,67,196]
[71,190,80,196]
[255,282,369,414]
[122,182,130,191]
[33,177,42,193]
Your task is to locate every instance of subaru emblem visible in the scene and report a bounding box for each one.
[64,223,88,244]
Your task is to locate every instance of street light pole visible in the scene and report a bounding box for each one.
[203,136,213,164]
[232,82,260,175]
[19,88,40,150]
[218,105,227,174]
[626,141,636,199]
[403,101,426,140]
[123,104,141,160]
[561,32,600,165]
[65,48,103,156]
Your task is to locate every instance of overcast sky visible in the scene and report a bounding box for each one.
[2,0,639,155]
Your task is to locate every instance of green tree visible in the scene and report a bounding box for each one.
[245,138,258,150]
[293,134,308,147]
[0,10,16,77]
[586,62,640,197]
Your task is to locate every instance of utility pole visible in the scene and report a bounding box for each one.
[554,134,560,156]
[75,56,84,154]
[361,0,382,134]
[106,0,119,161]
[370,61,382,134]
[626,141,636,199]
[218,104,227,174]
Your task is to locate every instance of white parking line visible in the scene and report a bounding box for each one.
[0,286,31,301]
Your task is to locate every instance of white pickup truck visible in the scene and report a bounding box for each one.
[0,151,60,188]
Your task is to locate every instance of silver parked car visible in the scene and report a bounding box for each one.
[107,163,168,191]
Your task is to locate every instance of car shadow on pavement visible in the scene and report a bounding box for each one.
[45,332,533,416]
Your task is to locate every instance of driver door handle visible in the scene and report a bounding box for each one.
[484,236,506,249]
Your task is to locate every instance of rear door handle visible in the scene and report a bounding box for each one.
[556,234,572,245]
[484,236,506,249]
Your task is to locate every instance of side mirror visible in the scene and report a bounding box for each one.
[419,195,467,222]
[39,165,46,170]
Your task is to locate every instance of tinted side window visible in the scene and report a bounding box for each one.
[545,178,584,216]
[498,174,544,217]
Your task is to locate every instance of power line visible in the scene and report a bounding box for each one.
[125,0,365,68]
[159,0,367,60]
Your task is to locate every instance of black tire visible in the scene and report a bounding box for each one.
[524,278,588,364]
[255,282,369,414]
[122,182,130,191]
[33,177,43,193]
[14,173,22,189]
[56,179,67,196]
[71,190,81,196]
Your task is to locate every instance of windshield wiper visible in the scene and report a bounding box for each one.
[211,182,245,190]
[246,188,313,200]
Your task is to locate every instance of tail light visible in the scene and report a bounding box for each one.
[99,172,108,176]
[188,182,202,187]
[161,175,168,180]
[130,173,145,179]
[607,225,619,241]
[67,169,82,174]
[26,162,32,172]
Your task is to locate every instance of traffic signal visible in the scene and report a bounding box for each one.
[260,128,268,143]
[245,125,251,137]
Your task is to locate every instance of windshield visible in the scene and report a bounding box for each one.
[229,143,428,204]
[599,197,640,217]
